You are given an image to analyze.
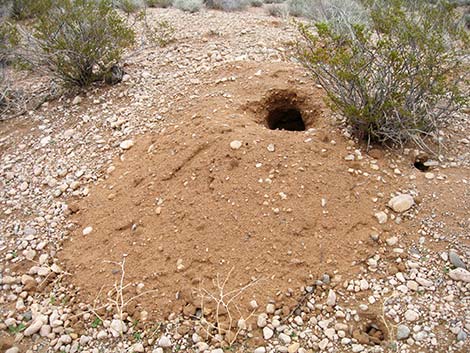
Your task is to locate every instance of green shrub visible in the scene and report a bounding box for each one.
[173,0,203,12]
[204,0,249,11]
[250,0,263,6]
[16,0,135,86]
[288,0,369,34]
[147,0,172,7]
[114,0,146,13]
[0,0,51,20]
[266,3,288,17]
[297,0,469,149]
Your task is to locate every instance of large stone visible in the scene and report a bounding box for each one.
[396,325,410,340]
[449,250,466,269]
[24,319,43,336]
[388,194,414,213]
[158,335,171,348]
[449,268,470,283]
[263,326,273,340]
[326,289,336,307]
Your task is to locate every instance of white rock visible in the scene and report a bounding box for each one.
[132,343,145,352]
[324,328,336,340]
[279,332,291,344]
[359,279,369,291]
[158,335,171,348]
[416,277,433,287]
[24,319,43,336]
[388,194,414,213]
[110,319,126,337]
[82,226,93,236]
[254,348,266,353]
[326,289,336,306]
[72,96,82,105]
[267,144,275,152]
[352,344,364,352]
[230,140,242,150]
[263,326,273,340]
[257,313,267,328]
[318,338,329,350]
[120,140,134,150]
[375,211,388,224]
[386,236,398,246]
[266,303,275,314]
[5,348,20,353]
[449,268,470,283]
[404,309,419,322]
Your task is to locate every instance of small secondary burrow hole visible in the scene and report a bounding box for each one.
[267,107,305,131]
[414,155,430,172]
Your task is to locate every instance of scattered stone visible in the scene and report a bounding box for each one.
[327,289,336,306]
[82,226,93,236]
[404,309,419,322]
[257,314,267,328]
[158,335,171,347]
[230,140,242,150]
[120,140,134,150]
[72,96,82,105]
[5,348,19,353]
[449,250,466,269]
[254,348,266,353]
[457,329,467,342]
[449,268,470,283]
[132,343,145,352]
[388,194,414,213]
[24,319,43,336]
[288,342,300,353]
[375,211,388,224]
[352,344,364,352]
[263,326,273,340]
[279,332,291,344]
[397,325,411,340]
[110,319,126,337]
[267,144,275,152]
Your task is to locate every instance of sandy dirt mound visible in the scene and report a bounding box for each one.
[60,64,402,321]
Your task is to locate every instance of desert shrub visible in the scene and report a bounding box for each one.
[173,0,203,12]
[15,0,135,86]
[288,0,369,34]
[204,0,249,11]
[0,0,51,20]
[147,0,172,7]
[297,0,469,149]
[114,0,146,13]
[266,3,288,16]
[250,0,263,7]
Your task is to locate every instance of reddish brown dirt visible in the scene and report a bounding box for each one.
[60,63,403,321]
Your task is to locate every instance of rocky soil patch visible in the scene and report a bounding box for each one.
[1,6,469,353]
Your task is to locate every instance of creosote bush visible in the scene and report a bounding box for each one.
[16,0,135,87]
[114,0,146,14]
[146,0,172,7]
[204,0,249,11]
[297,0,469,150]
[173,0,203,12]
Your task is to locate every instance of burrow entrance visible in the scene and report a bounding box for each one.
[267,107,305,131]
[262,89,310,132]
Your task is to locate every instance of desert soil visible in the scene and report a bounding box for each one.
[1,6,469,353]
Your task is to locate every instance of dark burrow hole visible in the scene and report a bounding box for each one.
[414,156,430,172]
[267,107,305,131]
[365,322,386,344]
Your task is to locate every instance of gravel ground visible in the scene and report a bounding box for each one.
[1,6,469,353]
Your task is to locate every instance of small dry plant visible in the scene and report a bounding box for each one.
[76,257,156,330]
[196,267,262,346]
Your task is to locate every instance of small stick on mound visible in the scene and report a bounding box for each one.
[196,267,263,346]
